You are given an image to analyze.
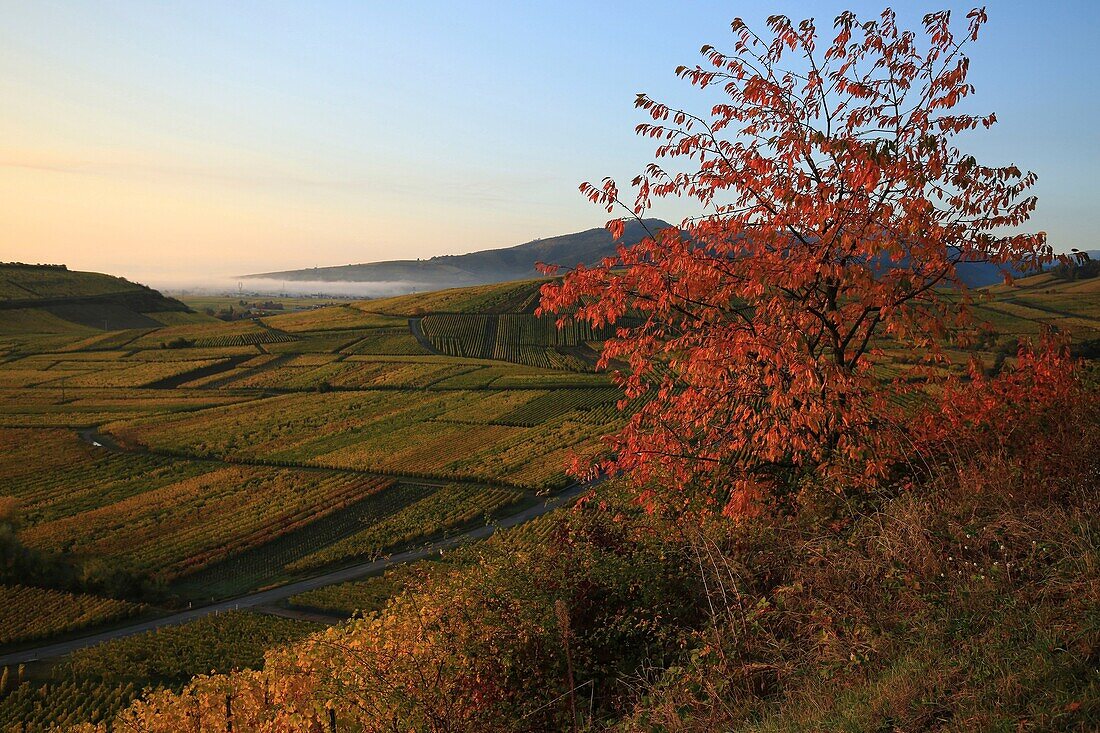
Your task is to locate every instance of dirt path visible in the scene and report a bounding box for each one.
[76,427,125,451]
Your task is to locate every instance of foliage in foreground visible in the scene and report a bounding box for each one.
[0,612,317,732]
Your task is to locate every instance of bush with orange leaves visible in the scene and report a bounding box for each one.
[904,333,1095,501]
[99,565,560,731]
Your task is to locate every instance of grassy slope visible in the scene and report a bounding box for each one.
[0,266,147,303]
[0,266,204,348]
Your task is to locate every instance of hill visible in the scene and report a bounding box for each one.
[241,223,1091,292]
[241,219,670,291]
[0,264,199,337]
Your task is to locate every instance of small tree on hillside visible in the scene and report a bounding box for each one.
[539,8,1060,515]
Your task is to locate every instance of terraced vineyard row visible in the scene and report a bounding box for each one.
[0,676,139,732]
[342,328,431,355]
[129,320,296,349]
[0,356,238,390]
[103,388,619,490]
[0,428,212,524]
[494,387,621,426]
[494,313,615,347]
[288,483,525,571]
[262,305,405,333]
[65,612,319,683]
[288,505,570,617]
[0,585,145,646]
[175,481,437,596]
[22,468,396,580]
[0,391,252,429]
[57,328,152,352]
[420,313,614,370]
[420,314,492,358]
[227,355,476,390]
[263,329,369,354]
[287,571,407,616]
[361,279,546,316]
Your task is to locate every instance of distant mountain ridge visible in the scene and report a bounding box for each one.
[957,249,1099,288]
[242,219,670,290]
[242,223,1094,293]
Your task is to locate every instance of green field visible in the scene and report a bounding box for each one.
[175,294,354,314]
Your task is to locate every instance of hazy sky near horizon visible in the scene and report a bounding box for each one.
[0,1,1097,287]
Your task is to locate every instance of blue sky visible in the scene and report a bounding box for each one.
[0,1,1096,284]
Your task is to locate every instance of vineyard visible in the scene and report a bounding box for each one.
[287,483,525,571]
[21,467,397,581]
[342,328,430,355]
[287,571,407,616]
[0,675,139,732]
[0,308,96,336]
[129,320,298,349]
[261,305,405,332]
[419,313,614,370]
[0,265,150,303]
[286,503,570,617]
[0,586,144,646]
[101,387,622,490]
[361,279,546,316]
[0,390,251,429]
[64,612,319,683]
[173,481,438,597]
[0,612,317,732]
[0,353,244,391]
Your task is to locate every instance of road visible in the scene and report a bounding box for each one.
[407,317,442,354]
[0,483,588,666]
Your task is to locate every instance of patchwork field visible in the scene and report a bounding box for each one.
[1,269,1096,671]
[0,275,638,639]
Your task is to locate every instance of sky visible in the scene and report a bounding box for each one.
[0,1,1097,288]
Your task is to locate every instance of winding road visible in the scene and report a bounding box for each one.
[1,432,590,666]
[407,317,441,354]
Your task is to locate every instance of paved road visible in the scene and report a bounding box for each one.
[407,317,441,354]
[0,484,587,666]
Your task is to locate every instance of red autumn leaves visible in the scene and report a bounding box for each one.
[540,8,1074,515]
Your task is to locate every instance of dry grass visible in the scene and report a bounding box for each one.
[616,393,1100,732]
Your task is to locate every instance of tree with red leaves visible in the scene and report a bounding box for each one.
[539,8,1061,516]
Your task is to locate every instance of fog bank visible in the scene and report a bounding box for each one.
[136,274,437,300]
